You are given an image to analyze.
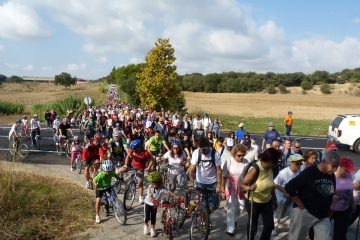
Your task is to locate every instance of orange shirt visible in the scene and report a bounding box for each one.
[285,116,293,126]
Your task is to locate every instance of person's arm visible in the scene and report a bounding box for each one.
[162,141,170,152]
[284,173,307,209]
[146,156,155,171]
[239,168,257,191]
[351,195,356,213]
[123,154,131,168]
[189,164,196,187]
[271,187,278,210]
[69,128,74,136]
[274,183,289,197]
[354,181,360,189]
[215,166,222,193]
[261,138,266,150]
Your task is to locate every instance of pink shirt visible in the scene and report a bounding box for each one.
[333,173,353,212]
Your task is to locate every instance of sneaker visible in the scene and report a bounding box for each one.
[86,181,91,189]
[150,228,157,237]
[71,167,75,171]
[139,196,144,204]
[95,214,100,224]
[143,224,150,235]
[271,230,278,236]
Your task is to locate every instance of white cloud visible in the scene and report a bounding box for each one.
[67,63,86,71]
[5,63,19,69]
[130,57,139,64]
[98,57,108,63]
[0,1,51,41]
[41,66,52,71]
[24,64,33,71]
[0,44,3,51]
[354,18,360,24]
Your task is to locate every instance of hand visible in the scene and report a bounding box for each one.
[298,205,305,210]
[249,184,257,191]
[333,195,340,203]
[273,200,278,210]
[286,194,290,198]
[220,193,226,200]
[216,185,221,194]
[189,182,194,188]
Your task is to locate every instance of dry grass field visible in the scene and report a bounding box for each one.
[184,83,360,121]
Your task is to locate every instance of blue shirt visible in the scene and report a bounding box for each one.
[235,129,246,141]
[263,129,280,144]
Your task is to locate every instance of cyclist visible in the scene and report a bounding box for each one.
[99,135,111,161]
[21,115,29,136]
[52,115,61,136]
[83,133,102,189]
[84,117,96,132]
[118,139,155,204]
[70,136,82,171]
[58,118,74,148]
[30,114,42,147]
[93,160,121,224]
[109,133,128,178]
[9,118,22,147]
[147,130,170,168]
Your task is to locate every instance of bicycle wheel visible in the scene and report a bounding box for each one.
[19,143,29,158]
[9,141,16,155]
[56,144,63,156]
[76,158,82,174]
[35,136,40,150]
[114,180,122,194]
[113,198,127,225]
[168,222,173,240]
[65,144,71,159]
[174,206,187,228]
[123,182,136,210]
[190,206,210,240]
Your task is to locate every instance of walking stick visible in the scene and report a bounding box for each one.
[249,190,254,240]
[356,210,360,240]
[329,194,337,220]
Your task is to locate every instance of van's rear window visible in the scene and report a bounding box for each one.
[330,117,344,128]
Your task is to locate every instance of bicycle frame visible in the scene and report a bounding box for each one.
[184,187,215,218]
[155,201,182,237]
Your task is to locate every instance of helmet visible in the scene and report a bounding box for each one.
[23,115,27,119]
[63,118,68,123]
[129,139,142,149]
[33,114,38,118]
[94,133,101,141]
[146,171,163,183]
[73,136,79,141]
[325,142,337,150]
[115,122,121,127]
[171,140,181,146]
[16,118,21,123]
[70,118,75,123]
[102,160,113,172]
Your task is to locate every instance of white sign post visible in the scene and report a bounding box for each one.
[84,97,92,105]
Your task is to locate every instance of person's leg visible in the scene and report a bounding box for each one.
[169,173,177,192]
[195,182,209,209]
[31,129,35,145]
[245,198,261,240]
[259,200,274,240]
[348,204,360,226]
[150,205,157,230]
[273,204,285,230]
[312,217,331,240]
[144,204,151,235]
[332,208,351,240]
[288,208,316,240]
[226,196,236,233]
[208,182,219,212]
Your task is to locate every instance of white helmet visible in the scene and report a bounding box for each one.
[102,160,113,172]
[70,118,75,123]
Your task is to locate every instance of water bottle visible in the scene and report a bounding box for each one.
[188,201,197,211]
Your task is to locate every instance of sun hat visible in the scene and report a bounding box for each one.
[238,123,244,127]
[290,154,304,162]
[268,122,274,127]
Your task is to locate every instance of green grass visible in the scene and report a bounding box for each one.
[0,101,25,115]
[0,164,94,239]
[206,114,329,136]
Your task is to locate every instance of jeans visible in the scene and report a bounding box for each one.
[31,128,40,145]
[195,181,219,211]
[245,198,274,240]
[285,125,292,136]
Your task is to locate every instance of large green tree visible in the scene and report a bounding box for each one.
[136,38,185,111]
[54,72,77,88]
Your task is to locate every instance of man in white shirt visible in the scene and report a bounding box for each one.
[189,138,222,214]
[243,138,258,162]
[201,113,212,136]
[145,116,152,129]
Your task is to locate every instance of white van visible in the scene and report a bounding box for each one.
[327,114,360,154]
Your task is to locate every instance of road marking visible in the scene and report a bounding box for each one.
[0,148,59,153]
[0,135,54,140]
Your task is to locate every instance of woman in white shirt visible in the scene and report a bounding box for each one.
[30,114,42,147]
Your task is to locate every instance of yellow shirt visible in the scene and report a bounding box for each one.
[246,161,273,203]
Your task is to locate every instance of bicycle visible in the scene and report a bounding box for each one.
[74,152,83,174]
[153,198,186,239]
[8,137,29,158]
[113,155,125,194]
[32,130,41,150]
[184,187,215,240]
[123,167,143,210]
[56,137,71,159]
[18,127,30,139]
[157,158,171,201]
[99,182,127,225]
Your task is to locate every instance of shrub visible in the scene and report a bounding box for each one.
[300,80,313,90]
[267,84,277,94]
[0,101,25,115]
[336,77,346,84]
[278,84,290,94]
[320,83,331,94]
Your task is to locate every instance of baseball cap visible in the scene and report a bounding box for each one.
[250,136,256,140]
[288,111,292,114]
[268,122,274,127]
[276,136,283,142]
[204,113,208,117]
[340,158,355,172]
[290,154,304,162]
[238,123,244,127]
[243,138,251,145]
[325,142,337,150]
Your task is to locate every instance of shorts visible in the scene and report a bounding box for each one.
[95,187,112,198]
[150,150,160,157]
[133,169,145,182]
[84,157,99,167]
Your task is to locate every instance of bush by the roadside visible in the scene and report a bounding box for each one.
[267,84,277,94]
[300,80,313,90]
[0,101,25,115]
[320,83,331,94]
[0,166,94,239]
[278,84,290,94]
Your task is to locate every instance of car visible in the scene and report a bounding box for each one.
[327,114,360,154]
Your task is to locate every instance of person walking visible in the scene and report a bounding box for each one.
[284,111,293,138]
[221,144,249,237]
[235,123,246,144]
[261,122,280,150]
[210,117,222,138]
[239,148,281,240]
[285,151,340,240]
[44,110,51,129]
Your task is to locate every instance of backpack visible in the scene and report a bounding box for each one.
[111,141,124,154]
[197,148,216,168]
[316,151,323,165]
[242,161,260,198]
[219,147,225,157]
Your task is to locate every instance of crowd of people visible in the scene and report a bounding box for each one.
[7,84,360,240]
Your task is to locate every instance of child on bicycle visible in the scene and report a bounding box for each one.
[70,136,82,171]
[9,118,22,147]
[144,171,181,237]
[21,115,29,135]
[93,160,120,224]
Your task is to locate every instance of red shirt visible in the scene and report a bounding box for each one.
[82,141,100,161]
[99,143,108,160]
[129,149,152,169]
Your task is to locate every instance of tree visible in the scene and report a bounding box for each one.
[136,38,185,110]
[320,83,331,94]
[54,72,77,88]
[0,74,6,86]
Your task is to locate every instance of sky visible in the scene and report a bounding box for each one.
[0,0,360,80]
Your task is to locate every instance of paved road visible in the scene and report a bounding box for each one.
[1,125,360,239]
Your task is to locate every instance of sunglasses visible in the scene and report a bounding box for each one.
[295,162,303,166]
[294,146,301,149]
[236,154,245,158]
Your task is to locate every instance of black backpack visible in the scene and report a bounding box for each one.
[242,161,260,198]
[197,148,216,168]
